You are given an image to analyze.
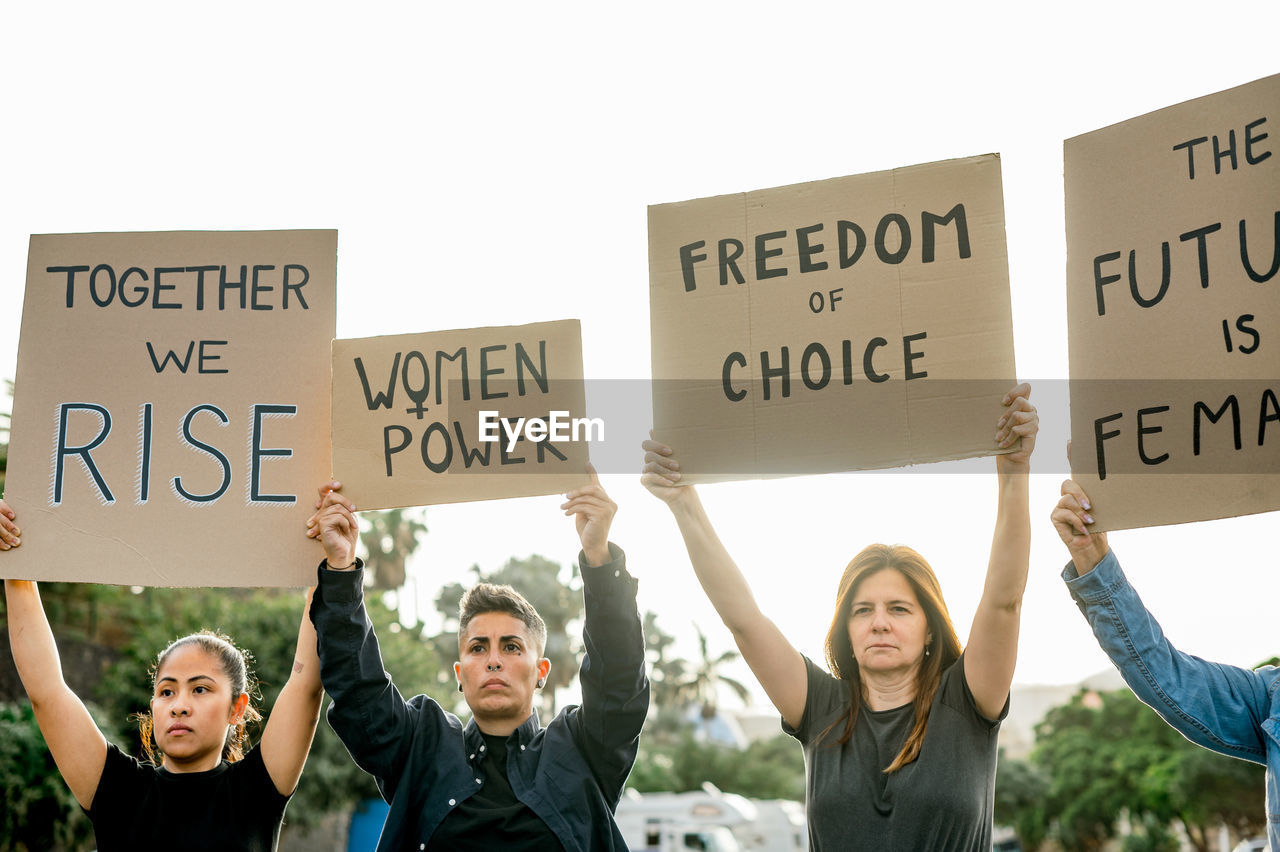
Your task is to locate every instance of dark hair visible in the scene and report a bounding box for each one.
[137,630,262,765]
[458,583,547,656]
[822,544,962,773]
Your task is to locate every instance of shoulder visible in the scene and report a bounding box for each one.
[783,655,849,742]
[939,652,1005,726]
[95,743,154,787]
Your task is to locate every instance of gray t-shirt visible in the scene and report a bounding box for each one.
[784,653,1005,851]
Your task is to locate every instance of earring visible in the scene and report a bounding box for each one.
[925,646,931,657]
[458,682,464,693]
[536,679,545,689]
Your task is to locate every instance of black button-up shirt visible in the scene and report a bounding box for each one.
[310,543,648,851]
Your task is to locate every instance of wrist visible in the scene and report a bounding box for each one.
[325,556,360,572]
[1071,548,1104,576]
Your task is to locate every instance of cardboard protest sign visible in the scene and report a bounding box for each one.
[1066,74,1280,531]
[331,320,591,508]
[5,230,336,587]
[648,155,1016,482]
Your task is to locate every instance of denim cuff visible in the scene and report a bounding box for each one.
[1061,549,1123,605]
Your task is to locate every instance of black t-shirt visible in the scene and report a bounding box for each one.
[427,732,564,851]
[87,743,289,852]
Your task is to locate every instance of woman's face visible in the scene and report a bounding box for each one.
[150,645,244,772]
[846,568,930,676]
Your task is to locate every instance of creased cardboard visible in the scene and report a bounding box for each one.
[331,320,590,509]
[648,155,1016,483]
[1066,74,1280,531]
[5,230,337,586]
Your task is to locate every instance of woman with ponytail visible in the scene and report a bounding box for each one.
[641,384,1037,851]
[0,498,324,852]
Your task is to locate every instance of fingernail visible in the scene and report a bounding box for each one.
[1083,513,1094,524]
[1082,499,1092,511]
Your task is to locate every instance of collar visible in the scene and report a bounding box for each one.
[462,709,542,762]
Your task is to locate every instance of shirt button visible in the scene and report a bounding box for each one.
[479,745,486,752]
[420,845,426,851]
[613,569,620,577]
[475,778,482,784]
[520,744,526,751]
[448,799,456,807]
[469,754,475,760]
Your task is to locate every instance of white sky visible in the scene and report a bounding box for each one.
[2,2,1278,706]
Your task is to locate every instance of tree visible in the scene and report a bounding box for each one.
[0,700,120,852]
[641,610,690,741]
[1024,688,1265,852]
[994,749,1050,851]
[629,732,804,801]
[359,507,428,593]
[434,554,584,717]
[678,623,751,724]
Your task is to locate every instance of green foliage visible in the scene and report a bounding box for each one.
[994,750,1050,851]
[1016,688,1266,851]
[0,700,121,852]
[629,732,805,801]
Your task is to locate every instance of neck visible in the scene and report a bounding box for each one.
[860,668,918,711]
[474,709,534,738]
[161,750,224,774]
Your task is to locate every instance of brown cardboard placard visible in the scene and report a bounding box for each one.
[648,155,1016,482]
[331,320,591,509]
[4,230,337,586]
[1066,74,1280,531]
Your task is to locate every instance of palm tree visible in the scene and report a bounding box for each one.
[679,623,751,722]
[359,507,428,592]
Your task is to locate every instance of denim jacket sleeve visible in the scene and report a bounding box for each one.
[309,559,431,799]
[570,542,650,805]
[1063,550,1270,762]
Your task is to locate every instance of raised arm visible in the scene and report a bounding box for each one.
[1051,480,1270,761]
[1,502,107,810]
[305,483,424,794]
[560,466,649,798]
[641,441,806,729]
[257,586,324,796]
[963,384,1037,720]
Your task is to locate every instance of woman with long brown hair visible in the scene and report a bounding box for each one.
[641,384,1036,850]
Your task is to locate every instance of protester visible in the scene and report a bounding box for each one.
[306,467,647,851]
[0,498,324,852]
[641,384,1037,850]
[1051,478,1280,849]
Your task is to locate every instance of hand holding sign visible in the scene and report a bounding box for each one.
[639,431,689,506]
[1050,479,1110,575]
[995,383,1037,473]
[305,482,358,571]
[0,501,20,551]
[560,465,616,568]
